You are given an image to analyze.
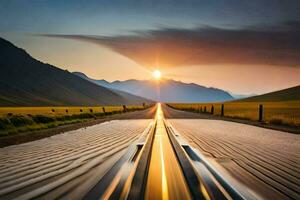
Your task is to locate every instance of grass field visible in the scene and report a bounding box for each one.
[0,105,151,136]
[168,101,300,127]
[0,105,145,116]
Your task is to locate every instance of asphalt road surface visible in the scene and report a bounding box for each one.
[0,104,299,200]
[0,120,151,200]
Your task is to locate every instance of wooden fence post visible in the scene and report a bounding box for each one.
[221,104,224,116]
[204,106,206,113]
[211,105,214,115]
[259,104,263,122]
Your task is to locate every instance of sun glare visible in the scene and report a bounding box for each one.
[152,70,161,80]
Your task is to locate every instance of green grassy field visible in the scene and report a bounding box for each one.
[0,105,150,136]
[168,101,300,127]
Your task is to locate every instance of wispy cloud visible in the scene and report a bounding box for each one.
[42,21,300,68]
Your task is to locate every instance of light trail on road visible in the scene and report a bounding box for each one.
[145,104,191,200]
[124,104,247,200]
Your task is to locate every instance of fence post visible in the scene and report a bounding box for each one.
[102,107,106,114]
[211,105,214,115]
[221,104,224,116]
[200,107,202,113]
[259,104,263,122]
[204,106,206,113]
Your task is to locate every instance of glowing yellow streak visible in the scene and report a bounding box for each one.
[159,135,169,200]
[145,103,192,200]
[200,184,211,200]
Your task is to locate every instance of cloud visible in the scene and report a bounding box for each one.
[42,21,300,69]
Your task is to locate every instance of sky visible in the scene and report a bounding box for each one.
[0,0,300,94]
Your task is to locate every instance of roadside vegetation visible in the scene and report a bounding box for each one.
[168,101,300,127]
[0,104,152,136]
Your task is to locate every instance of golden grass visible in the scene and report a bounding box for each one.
[0,105,144,117]
[0,105,149,136]
[168,101,300,126]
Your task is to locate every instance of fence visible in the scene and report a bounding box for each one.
[168,101,300,127]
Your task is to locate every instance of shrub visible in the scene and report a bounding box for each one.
[269,118,283,125]
[90,109,93,113]
[56,113,95,121]
[32,115,55,124]
[56,115,72,121]
[9,115,34,127]
[105,112,113,115]
[80,109,83,112]
[46,123,56,128]
[95,113,105,117]
[112,110,122,114]
[0,118,11,130]
[72,113,95,119]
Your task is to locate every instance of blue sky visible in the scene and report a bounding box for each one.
[2,0,299,34]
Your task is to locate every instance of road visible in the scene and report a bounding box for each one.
[0,104,299,200]
[162,104,300,200]
[145,104,191,200]
[0,120,151,199]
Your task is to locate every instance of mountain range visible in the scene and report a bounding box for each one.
[73,72,234,103]
[3,36,295,106]
[0,37,151,106]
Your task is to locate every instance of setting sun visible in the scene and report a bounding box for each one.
[152,70,161,80]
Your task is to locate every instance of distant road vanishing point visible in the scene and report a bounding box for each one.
[0,104,299,200]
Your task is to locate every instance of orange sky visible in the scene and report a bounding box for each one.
[1,33,299,95]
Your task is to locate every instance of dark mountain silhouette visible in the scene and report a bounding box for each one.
[0,38,151,106]
[237,85,300,102]
[73,72,234,103]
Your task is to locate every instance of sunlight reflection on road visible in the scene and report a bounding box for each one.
[145,103,191,200]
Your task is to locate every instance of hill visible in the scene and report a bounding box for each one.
[73,72,234,103]
[238,85,300,102]
[0,38,151,106]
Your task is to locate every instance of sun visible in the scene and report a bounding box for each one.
[152,70,161,80]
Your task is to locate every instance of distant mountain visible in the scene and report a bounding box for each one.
[237,85,300,102]
[73,72,111,88]
[72,72,153,103]
[73,72,234,103]
[0,38,151,106]
[230,93,257,99]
